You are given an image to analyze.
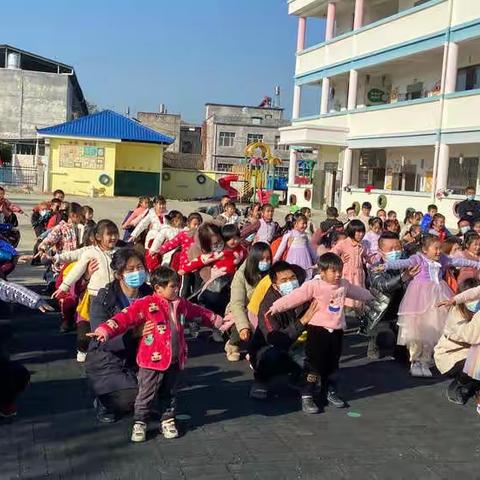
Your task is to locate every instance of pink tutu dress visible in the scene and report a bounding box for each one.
[384,253,480,348]
[274,229,317,280]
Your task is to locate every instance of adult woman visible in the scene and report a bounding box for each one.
[223,242,272,361]
[86,248,151,423]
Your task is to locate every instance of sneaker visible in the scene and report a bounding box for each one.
[410,361,423,377]
[161,418,179,439]
[301,396,320,414]
[446,381,467,406]
[327,389,347,408]
[76,350,87,363]
[249,382,268,400]
[0,403,17,418]
[224,340,241,362]
[131,421,147,442]
[420,363,433,378]
[93,398,116,424]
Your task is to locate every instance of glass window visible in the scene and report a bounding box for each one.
[358,149,386,189]
[448,157,479,194]
[456,65,480,92]
[247,133,263,145]
[218,132,235,147]
[251,117,263,125]
[217,163,233,172]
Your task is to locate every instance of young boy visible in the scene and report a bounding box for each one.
[268,253,373,414]
[215,202,239,226]
[0,186,23,222]
[88,267,223,442]
[320,207,342,233]
[421,204,438,232]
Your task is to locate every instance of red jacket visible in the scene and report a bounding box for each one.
[96,294,219,370]
[158,230,195,271]
[182,245,246,276]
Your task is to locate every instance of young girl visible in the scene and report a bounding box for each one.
[473,219,480,235]
[52,220,119,361]
[122,196,150,234]
[241,204,279,245]
[429,213,451,242]
[145,210,185,271]
[400,211,421,240]
[383,234,480,377]
[87,267,222,442]
[129,195,167,244]
[434,278,480,407]
[384,219,401,235]
[300,207,316,237]
[331,219,373,308]
[273,214,318,280]
[362,217,382,255]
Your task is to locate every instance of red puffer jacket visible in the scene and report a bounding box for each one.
[96,294,220,371]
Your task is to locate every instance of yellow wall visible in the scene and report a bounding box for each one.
[161,168,232,200]
[115,142,163,173]
[49,138,117,196]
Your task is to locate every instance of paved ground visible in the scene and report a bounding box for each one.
[1,194,480,479]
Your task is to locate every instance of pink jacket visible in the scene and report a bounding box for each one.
[270,277,373,330]
[96,294,221,370]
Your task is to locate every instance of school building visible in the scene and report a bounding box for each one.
[280,0,480,224]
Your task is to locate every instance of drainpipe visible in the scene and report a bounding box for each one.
[431,0,454,200]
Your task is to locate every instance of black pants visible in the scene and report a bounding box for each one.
[77,320,91,353]
[199,288,230,316]
[0,359,30,405]
[303,326,343,395]
[254,346,301,383]
[446,360,480,393]
[98,388,138,416]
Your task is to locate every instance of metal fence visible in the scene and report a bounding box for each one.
[0,165,39,187]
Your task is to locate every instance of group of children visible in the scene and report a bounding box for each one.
[3,188,480,441]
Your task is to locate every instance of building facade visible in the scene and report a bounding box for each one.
[203,103,292,177]
[0,45,87,169]
[280,0,480,224]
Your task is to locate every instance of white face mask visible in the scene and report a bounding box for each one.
[212,242,224,253]
[460,225,471,234]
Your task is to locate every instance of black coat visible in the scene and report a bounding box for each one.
[457,199,480,222]
[248,286,306,366]
[86,281,151,396]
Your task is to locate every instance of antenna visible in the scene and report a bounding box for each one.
[275,86,281,107]
[125,106,130,117]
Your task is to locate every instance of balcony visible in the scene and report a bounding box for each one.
[296,0,449,80]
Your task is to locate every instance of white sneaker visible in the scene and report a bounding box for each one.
[76,350,87,363]
[420,363,433,377]
[410,361,423,377]
[161,418,179,439]
[131,421,147,442]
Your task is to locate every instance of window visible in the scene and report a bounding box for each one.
[16,143,36,155]
[357,149,386,189]
[406,82,424,100]
[217,163,233,172]
[456,64,480,92]
[448,156,479,194]
[247,133,263,145]
[218,132,235,147]
[181,141,193,154]
[274,136,289,151]
[251,117,263,125]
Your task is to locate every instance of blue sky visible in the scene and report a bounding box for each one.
[2,0,325,123]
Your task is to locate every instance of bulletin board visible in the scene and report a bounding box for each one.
[59,145,105,170]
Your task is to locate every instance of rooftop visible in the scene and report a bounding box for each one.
[37,109,175,145]
[205,102,284,111]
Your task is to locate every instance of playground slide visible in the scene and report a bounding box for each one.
[218,174,239,201]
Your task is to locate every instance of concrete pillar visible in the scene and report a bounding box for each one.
[292,85,301,120]
[321,77,330,114]
[436,143,450,191]
[342,148,353,188]
[297,17,307,51]
[288,149,297,186]
[347,69,358,110]
[325,2,336,41]
[444,42,459,94]
[353,0,364,30]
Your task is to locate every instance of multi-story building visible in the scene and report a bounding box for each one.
[0,44,87,167]
[138,110,203,169]
[203,103,292,180]
[280,0,480,223]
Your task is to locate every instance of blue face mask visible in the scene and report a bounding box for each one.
[467,195,476,201]
[258,261,271,272]
[124,270,147,288]
[466,301,480,313]
[385,250,402,262]
[278,279,300,296]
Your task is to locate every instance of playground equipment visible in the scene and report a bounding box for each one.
[218,174,240,201]
[242,141,283,205]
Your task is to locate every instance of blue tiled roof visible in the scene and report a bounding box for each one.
[37,109,175,145]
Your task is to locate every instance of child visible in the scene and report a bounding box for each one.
[331,219,373,308]
[241,204,279,245]
[82,206,95,229]
[269,253,373,413]
[0,186,23,222]
[384,219,401,235]
[387,210,397,221]
[214,201,239,226]
[87,267,223,442]
[362,217,383,255]
[383,234,480,377]
[473,219,480,235]
[300,207,315,237]
[31,201,52,237]
[456,232,480,286]
[289,196,300,214]
[376,209,387,222]
[320,207,342,233]
[400,211,420,240]
[345,206,356,222]
[357,202,372,229]
[457,219,471,238]
[45,198,63,230]
[421,204,438,232]
[429,213,451,242]
[129,195,168,244]
[273,214,317,280]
